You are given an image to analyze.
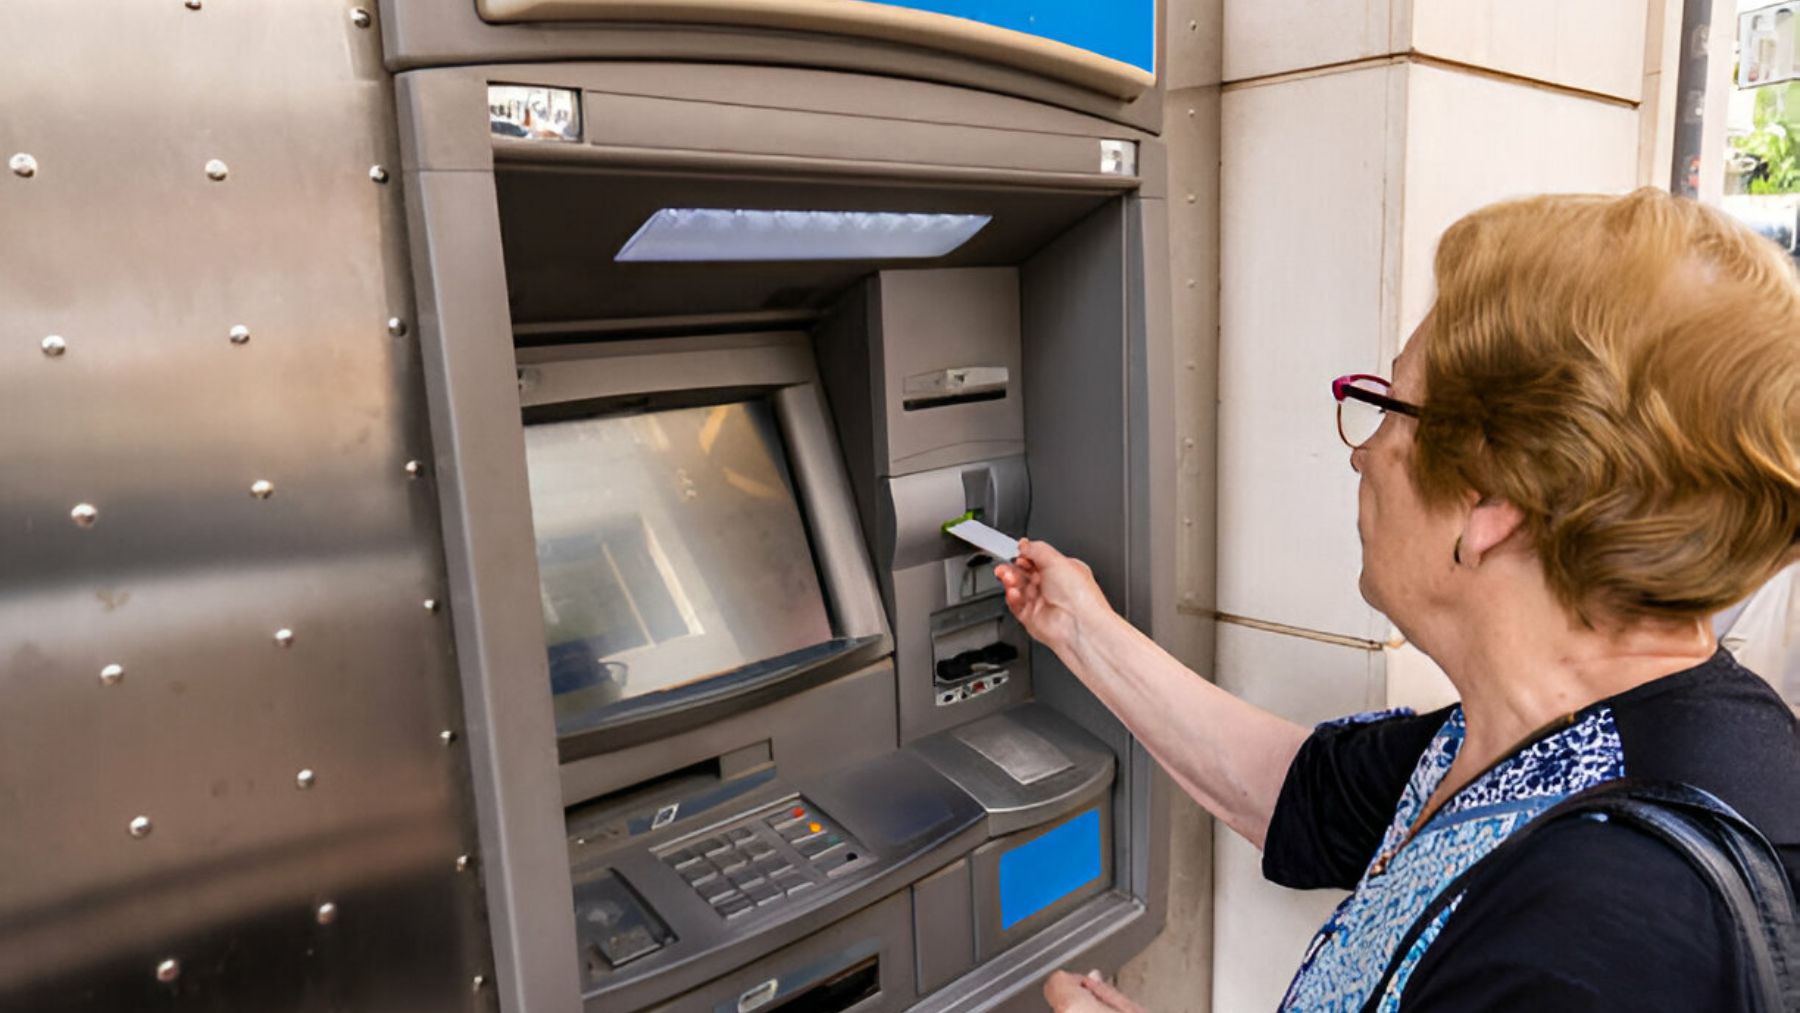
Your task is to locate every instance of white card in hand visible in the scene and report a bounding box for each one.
[943,517,1021,562]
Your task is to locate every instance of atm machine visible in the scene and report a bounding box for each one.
[391,2,1179,1010]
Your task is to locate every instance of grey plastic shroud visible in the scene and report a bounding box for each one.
[911,704,1116,839]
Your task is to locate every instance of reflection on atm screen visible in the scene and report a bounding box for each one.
[525,400,835,735]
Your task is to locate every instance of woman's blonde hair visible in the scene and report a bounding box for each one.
[1416,187,1800,622]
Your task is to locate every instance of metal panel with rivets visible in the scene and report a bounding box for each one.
[0,3,494,1010]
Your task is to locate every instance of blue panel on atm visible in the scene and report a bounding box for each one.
[857,0,1156,74]
[998,807,1103,930]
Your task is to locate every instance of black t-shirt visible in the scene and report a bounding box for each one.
[1263,650,1800,1010]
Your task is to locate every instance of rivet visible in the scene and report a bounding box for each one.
[183,0,201,8]
[156,958,180,983]
[205,159,229,181]
[1187,108,1196,118]
[423,598,440,613]
[41,335,66,357]
[274,628,295,648]
[70,503,98,527]
[1184,438,1196,449]
[1185,193,1196,204]
[1186,360,1198,371]
[387,316,408,337]
[404,460,423,478]
[229,324,251,345]
[369,165,389,184]
[250,479,274,499]
[129,815,153,838]
[472,975,486,992]
[316,902,338,925]
[296,768,316,790]
[9,153,37,178]
[455,854,471,872]
[349,7,372,27]
[1184,517,1195,527]
[1188,19,1198,31]
[100,663,125,686]
[440,729,457,746]
[1186,278,1196,289]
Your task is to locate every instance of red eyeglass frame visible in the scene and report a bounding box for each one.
[1330,373,1422,448]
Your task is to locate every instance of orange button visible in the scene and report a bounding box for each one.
[807,821,823,834]
[791,807,806,819]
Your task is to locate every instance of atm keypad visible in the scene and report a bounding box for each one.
[657,798,868,922]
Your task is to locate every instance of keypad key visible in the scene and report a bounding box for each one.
[715,894,754,919]
[716,852,749,874]
[753,856,792,879]
[698,837,732,857]
[699,879,738,903]
[726,827,757,845]
[680,865,719,888]
[781,876,817,896]
[744,842,778,862]
[667,848,703,869]
[817,850,859,877]
[744,880,783,905]
[727,868,764,890]
[797,837,839,860]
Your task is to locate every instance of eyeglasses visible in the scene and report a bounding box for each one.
[1331,374,1421,449]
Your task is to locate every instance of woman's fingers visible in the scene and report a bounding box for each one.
[1079,973,1145,1013]
[1044,970,1141,1013]
[1043,971,1110,1013]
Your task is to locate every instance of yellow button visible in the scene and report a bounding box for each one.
[807,821,823,834]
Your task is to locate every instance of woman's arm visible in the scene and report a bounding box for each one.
[997,538,1310,849]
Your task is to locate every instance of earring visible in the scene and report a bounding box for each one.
[1453,536,1463,565]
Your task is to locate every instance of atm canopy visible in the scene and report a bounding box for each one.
[496,166,1116,329]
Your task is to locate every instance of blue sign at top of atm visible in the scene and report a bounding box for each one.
[866,0,1157,75]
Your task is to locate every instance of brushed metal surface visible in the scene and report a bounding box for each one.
[0,2,492,1009]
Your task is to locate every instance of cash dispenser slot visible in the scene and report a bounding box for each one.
[762,954,880,1013]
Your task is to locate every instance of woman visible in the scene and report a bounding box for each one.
[1001,189,1800,1010]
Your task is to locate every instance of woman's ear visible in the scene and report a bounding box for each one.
[1461,496,1525,566]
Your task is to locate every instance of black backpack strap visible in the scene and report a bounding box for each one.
[1357,779,1800,1013]
[1577,782,1800,1013]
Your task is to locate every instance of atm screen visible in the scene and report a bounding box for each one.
[524,399,834,735]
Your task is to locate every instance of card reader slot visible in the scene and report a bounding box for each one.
[764,955,880,1013]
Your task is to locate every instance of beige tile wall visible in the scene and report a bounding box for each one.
[1223,0,1407,82]
[1218,62,1405,645]
[1411,0,1649,100]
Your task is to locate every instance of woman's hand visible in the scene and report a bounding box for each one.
[1043,970,1145,1013]
[995,538,1113,657]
